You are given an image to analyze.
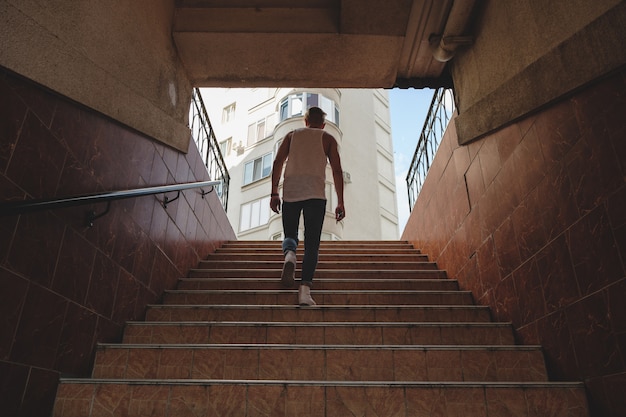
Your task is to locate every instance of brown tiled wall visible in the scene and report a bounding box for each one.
[0,68,235,415]
[402,70,626,417]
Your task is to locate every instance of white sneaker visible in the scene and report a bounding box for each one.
[298,284,316,306]
[281,250,296,288]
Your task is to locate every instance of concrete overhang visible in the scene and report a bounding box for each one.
[173,0,468,88]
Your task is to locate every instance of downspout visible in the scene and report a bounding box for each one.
[431,0,476,62]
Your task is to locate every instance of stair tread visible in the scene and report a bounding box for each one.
[180,277,450,281]
[198,261,437,265]
[165,289,469,293]
[58,378,585,388]
[187,269,449,279]
[190,268,446,272]
[98,342,541,350]
[207,254,429,256]
[176,278,459,290]
[127,321,510,326]
[147,303,485,308]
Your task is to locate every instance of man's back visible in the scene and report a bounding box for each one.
[283,127,327,202]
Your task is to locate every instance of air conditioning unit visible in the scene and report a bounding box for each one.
[234,141,245,155]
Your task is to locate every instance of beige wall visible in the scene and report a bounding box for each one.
[451,0,626,145]
[0,0,192,152]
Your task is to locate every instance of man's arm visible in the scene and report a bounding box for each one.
[269,133,292,213]
[324,133,345,221]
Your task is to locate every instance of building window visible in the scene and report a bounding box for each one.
[240,196,271,232]
[247,114,276,147]
[306,92,319,108]
[278,92,339,124]
[256,119,265,143]
[219,137,232,157]
[243,152,273,185]
[214,177,224,198]
[222,103,236,123]
[325,183,336,213]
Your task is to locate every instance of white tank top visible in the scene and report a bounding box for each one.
[283,128,327,202]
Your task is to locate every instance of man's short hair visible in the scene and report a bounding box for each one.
[305,106,327,125]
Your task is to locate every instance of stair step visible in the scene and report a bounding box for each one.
[54,379,589,417]
[188,268,448,279]
[176,277,459,291]
[197,260,440,270]
[92,343,548,382]
[145,304,492,322]
[207,252,431,262]
[220,240,414,248]
[122,321,515,345]
[161,289,474,306]
[215,247,423,255]
[215,241,421,252]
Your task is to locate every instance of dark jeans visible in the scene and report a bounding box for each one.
[281,199,326,286]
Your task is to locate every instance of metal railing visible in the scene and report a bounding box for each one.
[190,88,230,211]
[0,180,221,226]
[406,88,456,211]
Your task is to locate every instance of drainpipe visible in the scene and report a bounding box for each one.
[431,0,476,62]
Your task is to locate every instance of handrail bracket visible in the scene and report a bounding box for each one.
[163,191,181,208]
[85,201,112,227]
[201,186,214,199]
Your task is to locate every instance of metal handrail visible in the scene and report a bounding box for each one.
[406,88,456,211]
[190,88,230,211]
[0,180,221,225]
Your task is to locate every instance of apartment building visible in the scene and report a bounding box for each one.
[202,88,399,241]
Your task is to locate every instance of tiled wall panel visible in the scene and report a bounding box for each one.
[402,70,626,417]
[0,68,235,416]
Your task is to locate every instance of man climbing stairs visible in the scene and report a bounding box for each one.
[53,240,589,416]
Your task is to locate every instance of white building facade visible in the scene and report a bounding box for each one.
[201,88,399,241]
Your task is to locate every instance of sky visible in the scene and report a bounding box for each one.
[387,88,434,234]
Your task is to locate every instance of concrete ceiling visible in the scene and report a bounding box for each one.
[173,0,460,88]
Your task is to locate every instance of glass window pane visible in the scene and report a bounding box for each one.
[243,161,253,185]
[253,158,262,181]
[325,183,333,212]
[262,153,272,178]
[306,93,318,108]
[292,94,303,116]
[280,100,288,121]
[220,138,231,157]
[266,114,276,135]
[260,197,270,225]
[240,203,251,231]
[320,96,333,122]
[247,124,255,146]
[250,200,261,228]
[256,120,265,140]
[222,103,235,123]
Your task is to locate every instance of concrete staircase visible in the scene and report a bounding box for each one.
[53,240,589,416]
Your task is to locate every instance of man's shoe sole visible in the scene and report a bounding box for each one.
[281,261,295,288]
